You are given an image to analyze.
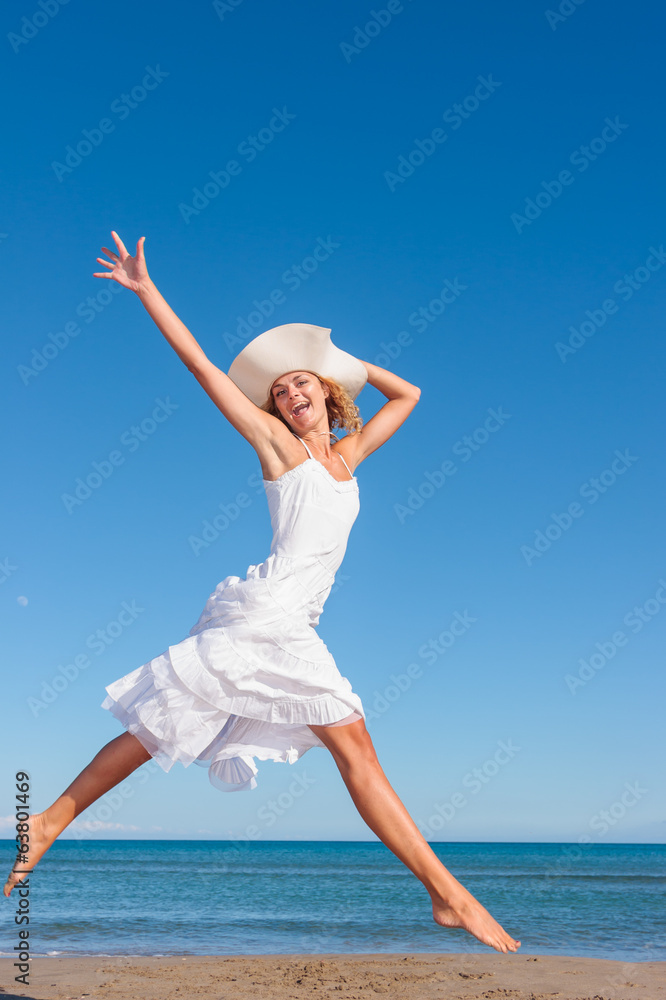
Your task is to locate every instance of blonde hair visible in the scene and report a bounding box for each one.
[261,371,363,441]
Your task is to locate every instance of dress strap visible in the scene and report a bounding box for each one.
[299,437,314,459]
[298,436,353,477]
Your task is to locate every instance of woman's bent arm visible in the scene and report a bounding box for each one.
[343,359,421,467]
[362,359,421,402]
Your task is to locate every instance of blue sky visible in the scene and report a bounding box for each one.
[1,0,664,846]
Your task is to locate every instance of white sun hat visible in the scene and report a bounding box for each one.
[227,323,368,406]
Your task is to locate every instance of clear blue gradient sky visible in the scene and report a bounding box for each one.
[1,0,665,845]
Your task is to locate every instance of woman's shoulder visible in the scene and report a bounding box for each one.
[331,432,363,475]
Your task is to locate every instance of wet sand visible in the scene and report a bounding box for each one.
[2,952,665,1000]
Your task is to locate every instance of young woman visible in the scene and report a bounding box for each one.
[4,231,520,954]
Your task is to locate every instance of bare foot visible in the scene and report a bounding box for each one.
[431,882,521,954]
[4,813,53,897]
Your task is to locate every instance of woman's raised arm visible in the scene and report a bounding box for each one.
[343,359,421,468]
[93,231,279,449]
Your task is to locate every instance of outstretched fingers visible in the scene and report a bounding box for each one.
[92,240,120,279]
[93,255,115,279]
[110,229,129,257]
[92,232,146,280]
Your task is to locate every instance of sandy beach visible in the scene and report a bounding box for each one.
[3,953,665,1000]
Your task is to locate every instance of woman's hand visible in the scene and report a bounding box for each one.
[93,230,151,294]
[340,357,420,468]
[358,358,421,400]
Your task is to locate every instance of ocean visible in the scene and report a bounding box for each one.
[1,841,664,961]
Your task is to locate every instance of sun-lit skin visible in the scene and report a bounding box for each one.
[4,232,522,955]
[271,371,328,436]
[269,370,352,479]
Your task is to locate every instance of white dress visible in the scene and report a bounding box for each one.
[101,437,365,792]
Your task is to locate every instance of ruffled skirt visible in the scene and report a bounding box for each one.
[101,573,364,792]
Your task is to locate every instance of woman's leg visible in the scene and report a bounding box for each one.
[4,732,152,896]
[308,717,521,954]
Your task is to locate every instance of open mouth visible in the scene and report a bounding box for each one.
[292,402,310,417]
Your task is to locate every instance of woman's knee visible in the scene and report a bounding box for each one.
[114,731,153,767]
[311,717,378,766]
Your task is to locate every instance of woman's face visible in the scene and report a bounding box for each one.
[270,371,329,431]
